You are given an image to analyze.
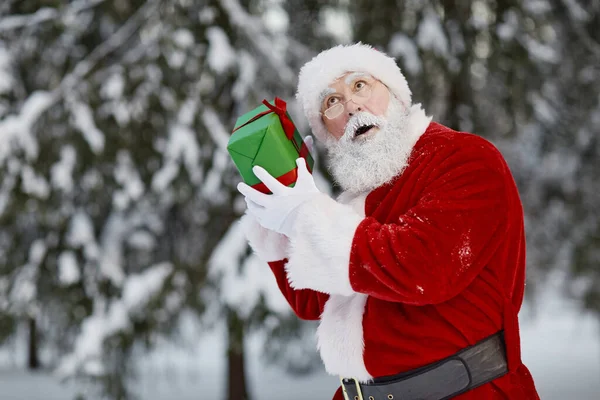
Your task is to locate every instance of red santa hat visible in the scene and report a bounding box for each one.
[295,43,412,142]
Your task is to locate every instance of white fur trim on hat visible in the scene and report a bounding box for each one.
[296,43,412,142]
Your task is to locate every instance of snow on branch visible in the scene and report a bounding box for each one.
[201,107,230,152]
[559,0,600,58]
[0,0,159,164]
[0,0,106,33]
[208,219,290,317]
[55,262,173,378]
[0,91,56,163]
[218,0,295,85]
[59,0,159,93]
[0,8,57,32]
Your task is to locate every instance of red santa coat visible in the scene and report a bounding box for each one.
[247,122,539,399]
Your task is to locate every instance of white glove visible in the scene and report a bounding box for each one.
[237,157,321,237]
[240,212,289,262]
[303,135,315,159]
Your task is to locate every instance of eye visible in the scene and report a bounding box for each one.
[326,96,340,107]
[354,80,367,90]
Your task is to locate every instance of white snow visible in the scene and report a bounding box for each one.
[469,1,492,29]
[208,219,290,318]
[0,91,54,164]
[66,210,99,260]
[29,240,47,266]
[152,123,202,191]
[172,28,195,48]
[416,10,449,57]
[98,213,127,286]
[201,150,228,199]
[114,150,145,209]
[524,37,558,64]
[232,50,257,100]
[9,240,47,309]
[201,107,230,151]
[262,5,289,34]
[0,279,8,310]
[100,72,125,99]
[0,161,18,217]
[176,97,198,126]
[122,262,172,312]
[523,0,552,15]
[20,165,50,199]
[50,145,77,193]
[69,101,106,154]
[0,45,14,94]
[561,0,589,21]
[388,34,422,75]
[56,300,130,377]
[198,7,216,24]
[496,10,519,41]
[206,26,236,74]
[167,49,186,69]
[218,0,294,84]
[58,251,81,285]
[0,7,57,32]
[151,162,179,193]
[9,275,36,310]
[127,230,156,250]
[56,263,172,378]
[321,7,352,44]
[530,92,557,124]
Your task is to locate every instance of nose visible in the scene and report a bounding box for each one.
[346,100,362,116]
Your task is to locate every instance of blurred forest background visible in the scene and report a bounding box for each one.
[0,0,599,399]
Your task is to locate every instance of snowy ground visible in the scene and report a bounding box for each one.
[1,286,599,400]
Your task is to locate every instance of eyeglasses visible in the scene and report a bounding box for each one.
[322,81,373,120]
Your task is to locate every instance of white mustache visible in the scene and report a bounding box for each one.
[342,112,387,140]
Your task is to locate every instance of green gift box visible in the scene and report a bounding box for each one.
[227,98,314,193]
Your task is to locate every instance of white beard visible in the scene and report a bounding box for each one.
[325,96,431,194]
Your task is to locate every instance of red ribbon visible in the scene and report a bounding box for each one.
[232,97,312,194]
[232,97,294,138]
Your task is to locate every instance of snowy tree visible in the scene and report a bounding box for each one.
[0,0,338,399]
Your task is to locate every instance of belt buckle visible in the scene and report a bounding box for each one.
[340,376,364,400]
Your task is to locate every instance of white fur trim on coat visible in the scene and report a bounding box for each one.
[285,193,363,296]
[240,212,289,262]
[296,43,412,142]
[318,292,372,382]
[315,192,372,381]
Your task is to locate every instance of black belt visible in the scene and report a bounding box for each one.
[340,331,508,400]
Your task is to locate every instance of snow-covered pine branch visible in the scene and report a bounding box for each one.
[218,0,295,85]
[0,0,106,33]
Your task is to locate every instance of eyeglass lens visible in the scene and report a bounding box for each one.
[324,84,372,119]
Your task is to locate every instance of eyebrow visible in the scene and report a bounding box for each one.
[319,87,337,103]
[344,72,371,84]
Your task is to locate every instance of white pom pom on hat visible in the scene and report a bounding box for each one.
[295,43,412,142]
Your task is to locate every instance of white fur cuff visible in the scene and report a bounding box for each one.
[240,213,289,262]
[285,193,363,296]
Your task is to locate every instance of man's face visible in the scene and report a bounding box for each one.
[320,72,390,140]
[321,74,421,194]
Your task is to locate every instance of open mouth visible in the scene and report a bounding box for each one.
[354,124,376,137]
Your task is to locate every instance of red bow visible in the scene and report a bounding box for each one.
[232,98,311,194]
[232,97,294,139]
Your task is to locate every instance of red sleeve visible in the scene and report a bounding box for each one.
[268,260,330,320]
[349,138,513,305]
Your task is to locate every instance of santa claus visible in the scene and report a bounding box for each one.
[237,43,540,400]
